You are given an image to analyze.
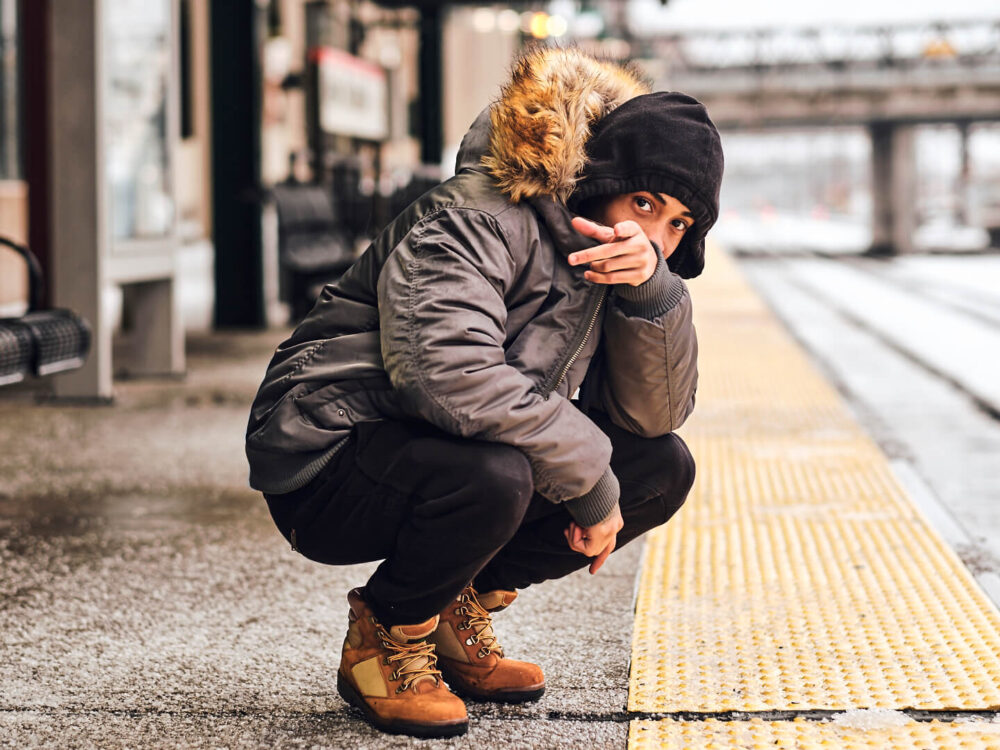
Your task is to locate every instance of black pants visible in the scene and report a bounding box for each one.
[264,410,695,627]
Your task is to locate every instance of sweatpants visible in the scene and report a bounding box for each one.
[264,409,695,627]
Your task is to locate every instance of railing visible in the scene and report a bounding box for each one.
[634,19,1000,74]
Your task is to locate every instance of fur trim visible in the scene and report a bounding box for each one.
[482,47,650,203]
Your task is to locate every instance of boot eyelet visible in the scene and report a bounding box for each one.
[478,648,488,659]
[395,685,404,694]
[390,670,399,680]
[466,636,478,646]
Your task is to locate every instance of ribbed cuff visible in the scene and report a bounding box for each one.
[563,467,621,527]
[615,254,686,319]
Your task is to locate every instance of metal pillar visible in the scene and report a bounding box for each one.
[21,0,51,298]
[868,121,917,256]
[417,5,443,166]
[211,0,265,327]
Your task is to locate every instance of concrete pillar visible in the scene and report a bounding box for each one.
[48,0,184,398]
[957,121,971,226]
[48,0,112,400]
[120,279,184,376]
[869,121,917,256]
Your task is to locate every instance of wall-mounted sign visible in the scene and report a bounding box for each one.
[312,47,388,142]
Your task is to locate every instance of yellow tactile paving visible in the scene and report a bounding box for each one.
[629,717,1000,750]
[628,249,1000,715]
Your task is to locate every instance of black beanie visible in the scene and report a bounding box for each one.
[567,92,724,279]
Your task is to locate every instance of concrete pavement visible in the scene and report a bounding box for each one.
[0,330,639,749]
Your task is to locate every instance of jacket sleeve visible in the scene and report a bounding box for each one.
[377,206,619,526]
[586,253,698,437]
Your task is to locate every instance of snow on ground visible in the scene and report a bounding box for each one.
[714,212,993,255]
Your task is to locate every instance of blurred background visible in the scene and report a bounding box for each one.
[0,0,998,401]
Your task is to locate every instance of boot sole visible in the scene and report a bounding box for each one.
[449,683,546,704]
[336,671,468,738]
[438,668,546,704]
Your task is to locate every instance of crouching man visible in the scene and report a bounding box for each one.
[245,47,723,738]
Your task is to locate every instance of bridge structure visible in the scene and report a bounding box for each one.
[634,19,1000,254]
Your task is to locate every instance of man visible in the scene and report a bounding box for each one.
[246,47,723,738]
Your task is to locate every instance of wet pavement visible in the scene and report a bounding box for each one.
[5,249,999,749]
[0,330,641,749]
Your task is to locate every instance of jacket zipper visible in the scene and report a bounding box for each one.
[542,287,607,399]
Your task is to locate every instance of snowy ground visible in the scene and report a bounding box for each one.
[713,212,992,256]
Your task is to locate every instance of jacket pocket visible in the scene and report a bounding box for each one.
[294,378,394,433]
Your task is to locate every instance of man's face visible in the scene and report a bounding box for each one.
[587,192,693,259]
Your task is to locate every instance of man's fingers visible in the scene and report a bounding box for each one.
[612,220,641,240]
[570,216,616,242]
[568,242,633,267]
[587,255,647,274]
[565,523,591,554]
[589,540,616,574]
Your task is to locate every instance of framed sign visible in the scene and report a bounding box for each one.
[313,46,388,142]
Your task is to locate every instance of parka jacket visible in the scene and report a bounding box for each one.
[246,49,699,527]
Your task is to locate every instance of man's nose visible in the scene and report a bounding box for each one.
[654,228,669,256]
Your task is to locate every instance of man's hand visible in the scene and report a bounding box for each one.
[564,503,625,574]
[568,216,659,287]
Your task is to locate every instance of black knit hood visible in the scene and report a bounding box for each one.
[568,92,724,279]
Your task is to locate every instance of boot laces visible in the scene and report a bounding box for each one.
[457,591,504,659]
[376,625,441,692]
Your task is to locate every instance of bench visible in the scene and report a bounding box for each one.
[0,236,91,387]
[271,182,357,322]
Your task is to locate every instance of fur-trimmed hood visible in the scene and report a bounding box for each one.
[481,47,650,203]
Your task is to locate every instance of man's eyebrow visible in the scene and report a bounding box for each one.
[653,193,693,217]
[650,193,694,219]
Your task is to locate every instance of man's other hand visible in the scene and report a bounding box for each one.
[568,216,658,287]
[564,503,625,574]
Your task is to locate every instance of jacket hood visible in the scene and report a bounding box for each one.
[567,92,724,278]
[481,47,650,204]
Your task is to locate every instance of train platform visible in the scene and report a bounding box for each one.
[2,248,999,749]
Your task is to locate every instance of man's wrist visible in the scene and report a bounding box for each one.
[615,253,686,319]
[564,467,620,527]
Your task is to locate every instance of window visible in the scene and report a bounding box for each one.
[104,0,173,240]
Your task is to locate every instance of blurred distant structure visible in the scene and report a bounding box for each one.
[633,19,1000,255]
[1,0,998,400]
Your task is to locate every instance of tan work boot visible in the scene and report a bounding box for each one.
[428,586,545,703]
[337,588,468,738]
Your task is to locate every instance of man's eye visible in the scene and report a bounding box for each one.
[634,197,653,212]
[672,219,689,231]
